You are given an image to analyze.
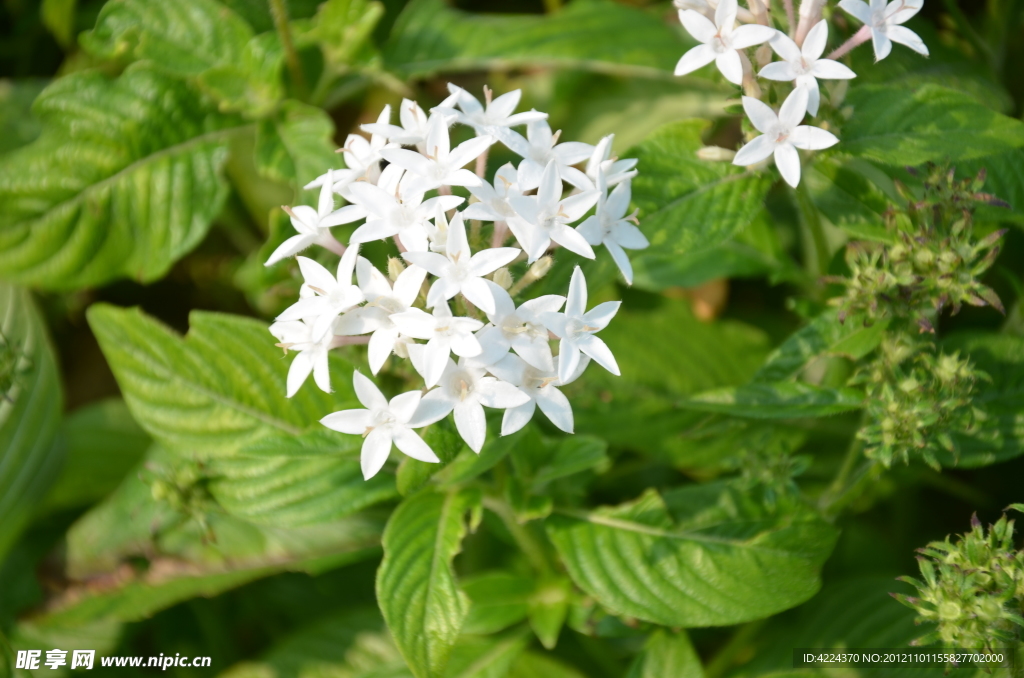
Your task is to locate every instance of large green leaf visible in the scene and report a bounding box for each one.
[0,66,247,290]
[254,100,343,188]
[683,382,866,419]
[377,488,482,678]
[546,483,838,627]
[80,0,253,77]
[804,156,897,242]
[627,120,774,262]
[383,0,688,80]
[0,79,47,157]
[0,284,63,560]
[627,629,704,678]
[842,85,1024,166]
[87,304,356,458]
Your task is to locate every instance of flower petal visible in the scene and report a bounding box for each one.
[392,426,440,462]
[583,301,621,331]
[674,43,717,77]
[801,20,829,60]
[360,428,392,480]
[741,96,778,134]
[479,379,532,409]
[605,239,634,285]
[886,25,928,56]
[576,334,620,375]
[409,388,456,427]
[730,24,776,49]
[678,8,717,42]
[535,386,574,433]
[469,247,521,277]
[759,61,798,82]
[871,28,893,60]
[368,326,400,374]
[454,401,487,452]
[353,371,388,410]
[320,408,371,435]
[779,87,809,129]
[715,49,744,85]
[460,277,497,315]
[733,134,776,166]
[501,401,536,436]
[811,59,857,79]
[557,339,581,384]
[838,0,871,24]
[769,30,802,62]
[774,143,802,188]
[265,234,314,266]
[389,390,423,424]
[789,125,840,151]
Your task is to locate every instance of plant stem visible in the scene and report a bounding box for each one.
[782,0,796,36]
[827,25,871,60]
[269,0,308,100]
[819,436,864,515]
[793,179,830,278]
[482,494,552,574]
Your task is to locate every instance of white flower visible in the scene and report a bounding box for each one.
[335,258,428,374]
[488,353,589,435]
[585,135,638,189]
[540,266,621,384]
[508,161,599,262]
[360,98,430,150]
[576,178,648,285]
[732,87,838,188]
[265,170,366,266]
[839,0,928,61]
[321,372,439,480]
[673,0,757,23]
[346,166,464,252]
[411,358,530,452]
[495,119,594,191]
[381,115,493,190]
[476,281,565,371]
[759,21,856,116]
[306,106,393,194]
[674,0,777,85]
[462,163,521,223]
[402,213,520,315]
[275,246,363,340]
[269,318,336,397]
[446,84,548,135]
[391,302,484,387]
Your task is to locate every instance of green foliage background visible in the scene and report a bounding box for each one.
[1,0,1024,676]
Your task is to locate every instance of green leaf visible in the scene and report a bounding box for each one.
[958,149,1024,226]
[753,310,888,384]
[939,333,1024,468]
[254,100,343,188]
[311,0,385,68]
[81,0,253,77]
[444,631,531,678]
[507,652,587,678]
[546,484,838,627]
[627,120,773,260]
[683,382,865,419]
[0,79,47,157]
[87,304,356,458]
[436,428,525,488]
[377,488,482,678]
[527,576,571,650]
[804,157,898,242]
[460,572,533,636]
[197,33,287,117]
[0,66,247,290]
[39,398,150,514]
[0,284,63,560]
[626,629,704,678]
[842,85,1024,166]
[383,0,688,80]
[397,418,466,496]
[41,0,77,46]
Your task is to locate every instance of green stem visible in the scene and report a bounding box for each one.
[794,179,830,278]
[268,0,308,100]
[482,494,552,574]
[820,436,863,513]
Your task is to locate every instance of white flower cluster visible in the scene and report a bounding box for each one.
[674,0,927,187]
[265,85,646,479]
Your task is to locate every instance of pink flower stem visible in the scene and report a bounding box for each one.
[317,230,346,256]
[827,25,871,60]
[491,221,508,248]
[794,0,825,45]
[475,146,489,178]
[392,235,407,253]
[782,0,796,36]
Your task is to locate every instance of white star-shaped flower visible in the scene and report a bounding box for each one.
[346,166,464,252]
[508,161,599,262]
[674,0,777,85]
[488,353,589,435]
[360,98,430,151]
[411,358,530,453]
[335,258,428,374]
[306,106,393,194]
[265,170,366,266]
[732,87,838,188]
[495,119,594,191]
[540,266,621,384]
[275,246,363,340]
[269,318,336,397]
[380,115,493,190]
[462,163,521,223]
[391,302,484,387]
[402,213,520,315]
[446,84,548,136]
[759,21,856,116]
[576,178,648,285]
[839,0,928,61]
[585,134,638,189]
[320,372,439,480]
[475,281,565,371]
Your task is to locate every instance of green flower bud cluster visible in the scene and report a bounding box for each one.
[893,511,1024,651]
[143,459,216,539]
[833,165,1005,330]
[853,337,986,469]
[735,433,811,510]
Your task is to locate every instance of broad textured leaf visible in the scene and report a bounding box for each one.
[444,631,531,678]
[0,66,247,290]
[939,333,1024,468]
[460,572,533,636]
[377,488,482,678]
[396,418,466,496]
[311,0,385,68]
[81,0,253,76]
[842,85,1024,166]
[255,100,343,188]
[683,383,865,419]
[87,304,357,458]
[0,284,63,560]
[627,120,773,259]
[0,79,47,157]
[627,629,704,678]
[546,484,838,627]
[198,32,287,117]
[39,398,150,514]
[753,311,888,384]
[527,576,571,650]
[804,157,897,242]
[383,0,688,80]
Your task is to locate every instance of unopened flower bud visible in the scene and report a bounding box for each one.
[528,256,553,280]
[491,267,513,290]
[697,146,736,162]
[756,43,773,68]
[387,257,405,282]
